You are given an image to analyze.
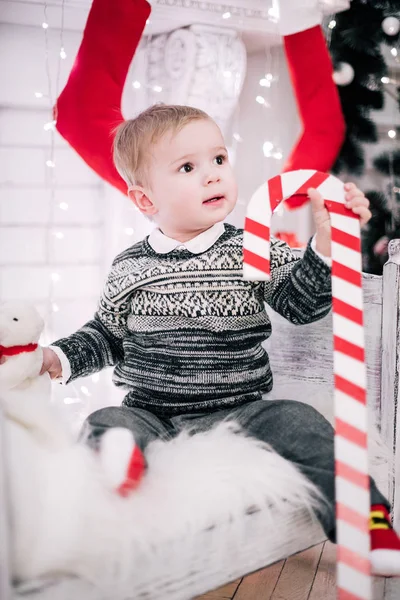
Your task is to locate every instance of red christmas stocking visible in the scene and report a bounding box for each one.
[282,26,345,209]
[55,0,151,194]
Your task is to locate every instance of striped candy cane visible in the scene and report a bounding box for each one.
[243,170,371,600]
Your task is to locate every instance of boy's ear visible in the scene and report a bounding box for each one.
[128,186,158,217]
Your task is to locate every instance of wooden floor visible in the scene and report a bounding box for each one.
[196,542,400,600]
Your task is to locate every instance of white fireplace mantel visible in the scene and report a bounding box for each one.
[0,0,281,52]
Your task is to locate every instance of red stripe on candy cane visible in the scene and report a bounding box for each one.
[243,170,372,600]
[333,262,362,288]
[331,228,361,252]
[334,336,365,362]
[337,503,370,533]
[242,249,270,274]
[333,298,363,325]
[335,375,366,404]
[338,546,371,576]
[289,170,330,197]
[336,418,367,448]
[336,462,369,490]
[325,200,360,219]
[244,217,270,240]
[337,589,367,600]
[267,175,283,211]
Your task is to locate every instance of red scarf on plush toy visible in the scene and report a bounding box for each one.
[54,0,345,210]
[0,344,38,359]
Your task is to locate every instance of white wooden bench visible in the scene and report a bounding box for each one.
[266,240,400,531]
[1,240,399,600]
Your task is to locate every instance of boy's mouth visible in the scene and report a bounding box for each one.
[203,195,225,204]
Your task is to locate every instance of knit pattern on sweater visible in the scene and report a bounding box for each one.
[53,224,332,415]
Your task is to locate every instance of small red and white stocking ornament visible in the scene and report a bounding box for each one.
[99,427,146,497]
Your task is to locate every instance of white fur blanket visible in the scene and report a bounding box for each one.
[4,393,324,599]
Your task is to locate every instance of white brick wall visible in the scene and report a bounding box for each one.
[0,23,80,108]
[0,109,103,305]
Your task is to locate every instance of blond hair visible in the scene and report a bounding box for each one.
[113,104,211,189]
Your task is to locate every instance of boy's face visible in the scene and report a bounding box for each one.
[133,119,238,240]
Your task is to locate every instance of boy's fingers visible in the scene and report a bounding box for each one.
[350,205,372,223]
[361,211,372,226]
[345,190,361,201]
[349,205,364,214]
[308,187,324,209]
[345,190,368,202]
[345,196,370,208]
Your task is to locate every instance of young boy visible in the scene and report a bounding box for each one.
[41,104,400,576]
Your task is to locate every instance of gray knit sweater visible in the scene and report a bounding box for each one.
[53,224,332,415]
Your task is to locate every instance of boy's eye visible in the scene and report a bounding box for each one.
[179,163,193,173]
[214,154,226,166]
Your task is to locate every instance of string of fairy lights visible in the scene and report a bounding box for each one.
[40,0,65,332]
[37,1,104,411]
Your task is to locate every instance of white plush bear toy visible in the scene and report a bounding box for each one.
[0,302,59,446]
[0,301,47,394]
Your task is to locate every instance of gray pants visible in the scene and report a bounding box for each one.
[82,398,389,542]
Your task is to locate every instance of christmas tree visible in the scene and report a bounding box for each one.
[327,0,400,273]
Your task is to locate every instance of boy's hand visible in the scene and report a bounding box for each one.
[309,182,371,258]
[40,347,63,379]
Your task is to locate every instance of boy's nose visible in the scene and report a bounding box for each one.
[205,171,221,185]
